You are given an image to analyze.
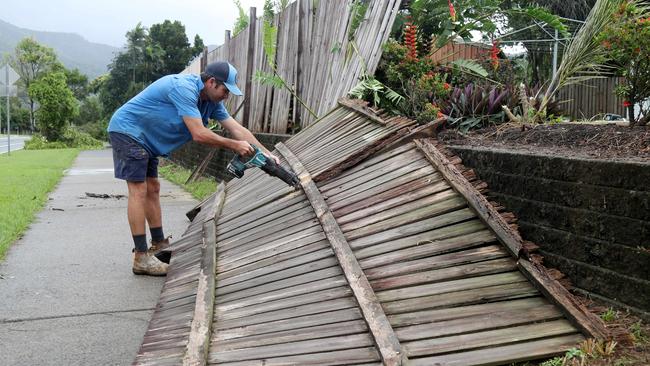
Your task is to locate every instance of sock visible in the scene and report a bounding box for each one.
[150,227,165,242]
[133,234,148,253]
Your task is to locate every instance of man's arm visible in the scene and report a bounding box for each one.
[183,116,253,156]
[220,117,280,163]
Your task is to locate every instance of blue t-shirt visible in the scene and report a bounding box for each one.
[107,74,230,157]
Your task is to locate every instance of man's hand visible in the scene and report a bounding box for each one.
[230,140,255,156]
[265,153,281,165]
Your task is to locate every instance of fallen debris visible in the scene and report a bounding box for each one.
[84,192,126,200]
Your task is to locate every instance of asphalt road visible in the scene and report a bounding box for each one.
[0,135,30,154]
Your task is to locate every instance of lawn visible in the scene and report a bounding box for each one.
[158,159,218,201]
[0,149,79,259]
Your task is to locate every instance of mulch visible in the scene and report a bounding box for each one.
[438,123,650,163]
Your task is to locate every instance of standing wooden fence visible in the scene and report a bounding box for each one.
[557,77,626,120]
[429,41,491,64]
[182,0,403,133]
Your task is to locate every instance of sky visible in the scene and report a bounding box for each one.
[1,0,267,47]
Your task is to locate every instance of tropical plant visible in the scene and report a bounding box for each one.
[402,0,567,50]
[440,83,520,132]
[598,1,650,126]
[348,75,405,109]
[530,0,630,123]
[348,0,370,42]
[232,0,250,36]
[253,0,318,122]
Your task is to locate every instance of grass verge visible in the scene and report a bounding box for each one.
[0,149,79,260]
[158,160,218,201]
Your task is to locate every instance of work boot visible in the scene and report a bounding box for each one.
[132,251,168,276]
[150,236,172,264]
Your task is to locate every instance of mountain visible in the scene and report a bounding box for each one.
[0,19,119,80]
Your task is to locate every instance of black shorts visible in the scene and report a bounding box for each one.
[109,132,158,182]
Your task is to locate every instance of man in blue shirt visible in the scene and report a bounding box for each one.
[108,61,277,276]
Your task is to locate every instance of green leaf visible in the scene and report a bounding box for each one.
[524,7,569,38]
[263,20,278,67]
[253,70,284,88]
[450,59,489,78]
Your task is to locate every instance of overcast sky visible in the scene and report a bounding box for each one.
[2,0,267,47]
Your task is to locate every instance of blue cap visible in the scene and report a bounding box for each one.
[205,61,243,96]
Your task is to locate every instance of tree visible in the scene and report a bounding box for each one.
[8,38,59,132]
[28,72,78,141]
[192,35,205,58]
[0,97,31,133]
[73,95,104,126]
[125,22,148,84]
[148,20,195,79]
[501,0,597,83]
[63,68,89,100]
[598,1,650,126]
[505,0,596,20]
[101,51,147,113]
[99,20,204,116]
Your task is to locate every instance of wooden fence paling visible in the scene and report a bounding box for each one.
[276,142,408,366]
[181,0,403,133]
[413,139,609,341]
[182,186,225,365]
[243,7,257,129]
[200,46,208,73]
[557,77,625,120]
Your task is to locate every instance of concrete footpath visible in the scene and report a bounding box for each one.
[0,149,198,365]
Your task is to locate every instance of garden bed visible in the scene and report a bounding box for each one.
[438,123,650,163]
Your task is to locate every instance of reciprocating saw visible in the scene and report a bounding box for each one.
[227,144,300,188]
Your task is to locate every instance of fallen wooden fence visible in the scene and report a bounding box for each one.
[134,99,608,366]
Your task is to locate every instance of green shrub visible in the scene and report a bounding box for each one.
[24,135,68,150]
[60,128,104,149]
[24,128,103,150]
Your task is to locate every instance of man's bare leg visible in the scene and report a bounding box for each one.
[127,181,148,240]
[144,177,162,229]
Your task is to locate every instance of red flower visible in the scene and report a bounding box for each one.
[404,22,418,60]
[623,100,632,107]
[443,83,451,90]
[448,0,457,22]
[490,40,500,70]
[437,111,445,119]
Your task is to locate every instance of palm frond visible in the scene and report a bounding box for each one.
[349,76,404,107]
[450,59,489,78]
[524,7,569,38]
[540,0,626,114]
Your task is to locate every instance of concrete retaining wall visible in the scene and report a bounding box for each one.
[169,132,291,182]
[449,146,650,315]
